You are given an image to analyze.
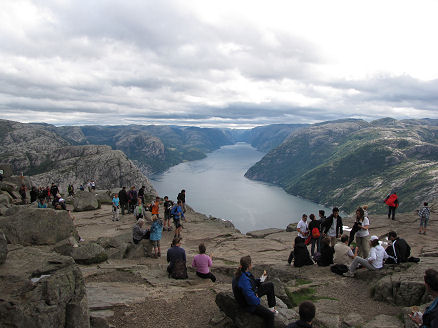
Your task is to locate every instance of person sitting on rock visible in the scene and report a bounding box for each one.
[167,237,187,279]
[343,235,388,277]
[149,215,163,258]
[232,255,278,328]
[385,231,411,264]
[331,234,357,275]
[132,218,150,244]
[192,243,216,282]
[288,236,314,267]
[316,237,334,267]
[286,301,316,328]
[37,197,47,208]
[409,269,438,328]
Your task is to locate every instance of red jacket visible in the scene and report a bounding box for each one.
[385,194,399,208]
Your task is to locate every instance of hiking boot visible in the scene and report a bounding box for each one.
[343,271,355,277]
[269,308,279,315]
[157,252,161,257]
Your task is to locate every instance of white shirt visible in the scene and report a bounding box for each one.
[297,219,308,238]
[328,218,337,237]
[367,245,388,269]
[355,217,370,237]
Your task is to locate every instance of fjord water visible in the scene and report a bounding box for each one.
[150,143,330,233]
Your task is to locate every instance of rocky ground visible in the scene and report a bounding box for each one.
[69,203,437,328]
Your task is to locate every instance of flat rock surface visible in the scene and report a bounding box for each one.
[246,228,284,238]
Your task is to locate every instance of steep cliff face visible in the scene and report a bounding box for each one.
[245,119,438,213]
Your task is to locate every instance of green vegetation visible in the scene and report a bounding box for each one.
[285,287,338,307]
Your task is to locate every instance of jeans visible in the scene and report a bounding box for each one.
[310,237,320,256]
[196,271,216,282]
[388,206,396,220]
[253,282,276,328]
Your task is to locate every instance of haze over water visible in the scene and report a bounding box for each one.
[151,143,330,233]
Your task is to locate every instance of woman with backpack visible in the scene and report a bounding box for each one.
[307,214,321,257]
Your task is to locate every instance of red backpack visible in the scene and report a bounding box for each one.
[312,227,321,239]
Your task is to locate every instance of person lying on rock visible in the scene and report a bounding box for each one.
[132,218,150,244]
[343,235,388,277]
[288,237,314,267]
[232,255,278,328]
[409,269,438,328]
[385,231,411,264]
[286,301,316,328]
[192,243,216,282]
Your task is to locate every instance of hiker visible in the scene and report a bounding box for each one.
[288,236,314,267]
[30,186,38,203]
[50,183,59,199]
[167,237,187,279]
[118,187,128,215]
[286,301,316,328]
[138,185,145,204]
[344,235,388,277]
[192,243,216,282]
[53,193,66,210]
[150,215,163,258]
[409,269,438,328]
[355,207,370,258]
[163,196,173,231]
[177,189,186,213]
[91,180,96,190]
[331,234,357,275]
[296,214,309,241]
[232,255,278,328]
[134,198,146,220]
[112,193,120,222]
[318,210,327,232]
[385,231,411,264]
[19,184,27,204]
[316,237,334,267]
[323,207,343,247]
[151,196,161,218]
[128,186,137,214]
[171,200,185,238]
[87,180,92,192]
[308,213,321,257]
[132,218,150,244]
[419,202,431,235]
[384,192,399,220]
[67,184,74,196]
[79,184,85,191]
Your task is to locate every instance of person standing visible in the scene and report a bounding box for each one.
[308,214,321,257]
[138,185,145,204]
[163,196,173,232]
[171,200,185,238]
[112,193,120,222]
[384,192,399,220]
[134,198,146,220]
[355,207,370,258]
[323,207,343,247]
[296,214,309,241]
[118,187,128,215]
[177,189,186,213]
[19,184,27,204]
[149,215,163,258]
[30,186,38,203]
[151,196,161,218]
[128,186,138,214]
[419,202,431,235]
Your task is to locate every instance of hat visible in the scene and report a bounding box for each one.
[370,235,379,241]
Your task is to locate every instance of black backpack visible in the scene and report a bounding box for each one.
[171,259,188,279]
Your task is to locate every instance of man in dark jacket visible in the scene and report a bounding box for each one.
[177,189,186,213]
[386,231,411,264]
[323,207,343,247]
[118,187,128,215]
[287,301,315,328]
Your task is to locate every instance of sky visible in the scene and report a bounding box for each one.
[0,0,437,128]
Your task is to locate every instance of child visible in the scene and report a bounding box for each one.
[419,202,430,235]
[112,193,120,222]
[150,215,163,258]
[192,243,216,282]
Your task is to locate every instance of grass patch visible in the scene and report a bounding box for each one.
[286,287,338,307]
[295,278,312,286]
[222,259,238,265]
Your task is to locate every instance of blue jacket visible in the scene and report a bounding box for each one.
[171,205,185,220]
[232,271,260,312]
[150,220,163,241]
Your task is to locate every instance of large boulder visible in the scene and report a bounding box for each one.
[73,191,100,212]
[71,243,108,265]
[94,190,113,205]
[0,208,78,246]
[286,224,295,232]
[215,292,297,328]
[0,247,90,328]
[0,191,13,207]
[0,163,13,178]
[247,228,284,238]
[0,229,7,264]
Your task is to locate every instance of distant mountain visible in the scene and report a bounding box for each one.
[0,120,155,193]
[245,118,438,213]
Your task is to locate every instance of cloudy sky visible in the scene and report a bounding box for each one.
[1,0,437,128]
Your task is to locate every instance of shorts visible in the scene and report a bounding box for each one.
[150,240,160,248]
[174,219,181,229]
[420,217,429,228]
[164,212,170,220]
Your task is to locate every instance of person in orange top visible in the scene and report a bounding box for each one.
[151,196,161,218]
